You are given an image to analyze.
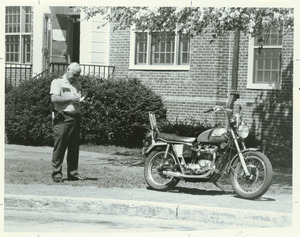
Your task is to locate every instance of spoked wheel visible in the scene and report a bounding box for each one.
[144,149,180,191]
[230,151,273,200]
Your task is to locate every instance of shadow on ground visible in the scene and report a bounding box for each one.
[167,187,232,196]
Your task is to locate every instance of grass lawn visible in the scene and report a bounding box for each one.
[4,144,292,195]
[80,144,143,157]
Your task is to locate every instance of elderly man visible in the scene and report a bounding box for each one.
[50,62,85,182]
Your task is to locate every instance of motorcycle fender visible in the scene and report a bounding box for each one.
[142,141,168,155]
[229,148,259,169]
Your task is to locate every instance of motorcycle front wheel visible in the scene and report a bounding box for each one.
[144,149,180,191]
[230,151,273,200]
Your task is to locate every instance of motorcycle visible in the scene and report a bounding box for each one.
[142,105,273,200]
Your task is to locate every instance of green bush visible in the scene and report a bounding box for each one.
[5,75,56,146]
[159,117,211,137]
[80,76,166,147]
[238,128,292,169]
[244,130,261,148]
[5,74,166,147]
[266,131,292,168]
[5,77,14,94]
[250,127,292,168]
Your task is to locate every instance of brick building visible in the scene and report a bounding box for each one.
[5,6,293,157]
[108,24,293,149]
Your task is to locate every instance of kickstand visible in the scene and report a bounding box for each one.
[213,182,227,193]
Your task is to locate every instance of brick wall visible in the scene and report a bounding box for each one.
[110,28,232,119]
[109,26,293,153]
[235,32,293,145]
[109,27,131,74]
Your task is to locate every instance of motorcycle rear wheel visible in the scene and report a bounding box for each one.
[230,151,273,200]
[144,149,180,191]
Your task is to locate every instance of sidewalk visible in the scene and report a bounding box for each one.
[4,144,294,228]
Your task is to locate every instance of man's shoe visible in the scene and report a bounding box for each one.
[52,172,63,183]
[68,173,85,181]
[53,176,63,183]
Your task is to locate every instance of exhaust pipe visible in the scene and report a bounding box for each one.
[163,170,211,179]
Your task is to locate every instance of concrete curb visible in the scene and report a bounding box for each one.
[5,194,292,228]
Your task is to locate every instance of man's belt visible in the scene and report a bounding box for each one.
[52,111,80,125]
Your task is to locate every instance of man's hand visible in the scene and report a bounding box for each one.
[63,92,81,103]
[70,96,80,103]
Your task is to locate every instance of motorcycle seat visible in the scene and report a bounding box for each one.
[158,132,196,143]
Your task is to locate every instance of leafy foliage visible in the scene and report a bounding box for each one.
[5,74,166,147]
[158,117,211,137]
[80,76,166,147]
[265,125,292,168]
[244,127,292,168]
[74,7,294,39]
[5,75,56,146]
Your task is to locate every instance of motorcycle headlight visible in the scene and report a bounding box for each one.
[236,123,249,139]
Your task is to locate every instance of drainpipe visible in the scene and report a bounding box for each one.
[226,29,240,109]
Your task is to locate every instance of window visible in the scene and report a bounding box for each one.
[179,33,190,65]
[151,32,175,65]
[5,6,32,64]
[247,29,282,89]
[130,29,190,70]
[135,32,147,65]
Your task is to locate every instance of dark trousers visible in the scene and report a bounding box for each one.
[52,116,80,178]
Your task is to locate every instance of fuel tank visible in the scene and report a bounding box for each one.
[197,128,228,144]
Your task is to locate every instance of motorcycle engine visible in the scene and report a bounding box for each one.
[185,145,217,174]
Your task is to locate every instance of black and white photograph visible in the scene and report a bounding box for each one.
[1,0,299,236]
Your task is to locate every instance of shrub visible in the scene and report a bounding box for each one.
[238,128,292,169]
[80,76,166,147]
[244,130,261,148]
[266,130,292,168]
[246,127,292,169]
[158,117,211,137]
[5,74,166,147]
[5,75,56,146]
[5,77,14,94]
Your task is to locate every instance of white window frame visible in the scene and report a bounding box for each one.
[129,27,190,71]
[5,6,32,64]
[247,35,282,90]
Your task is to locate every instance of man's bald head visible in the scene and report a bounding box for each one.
[67,62,81,74]
[66,62,81,83]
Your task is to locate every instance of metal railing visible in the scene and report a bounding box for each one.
[49,62,68,74]
[32,68,50,80]
[6,63,115,90]
[5,63,33,88]
[80,64,115,79]
[49,63,115,79]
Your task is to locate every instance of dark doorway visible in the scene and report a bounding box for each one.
[42,13,80,71]
[69,15,80,63]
